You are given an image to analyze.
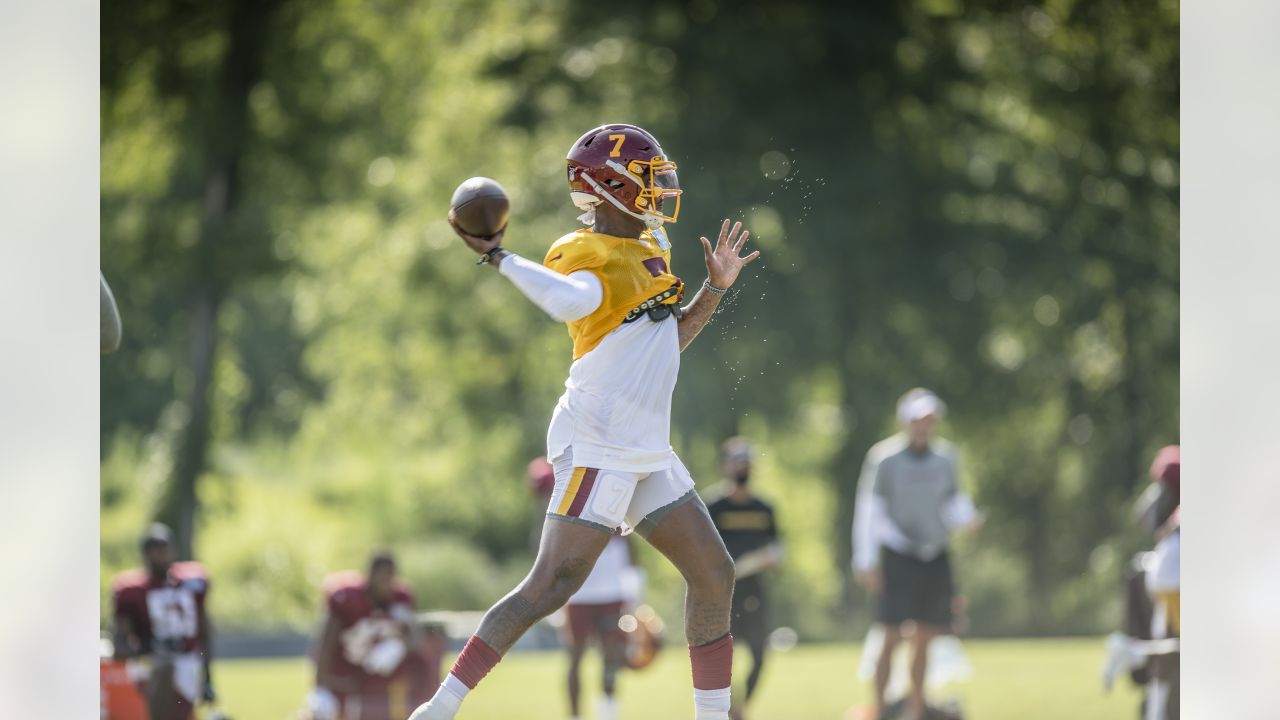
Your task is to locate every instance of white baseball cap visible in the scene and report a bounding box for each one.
[897,388,946,424]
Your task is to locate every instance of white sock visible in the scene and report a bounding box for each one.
[598,696,619,720]
[442,673,471,701]
[407,674,468,720]
[693,687,731,720]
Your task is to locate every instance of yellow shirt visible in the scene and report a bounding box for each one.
[544,229,684,359]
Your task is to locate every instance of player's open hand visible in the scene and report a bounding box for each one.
[448,209,505,255]
[700,219,760,290]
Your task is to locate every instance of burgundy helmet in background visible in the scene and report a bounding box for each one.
[1150,445,1180,501]
[526,456,555,496]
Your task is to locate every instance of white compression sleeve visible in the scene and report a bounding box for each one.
[496,254,603,322]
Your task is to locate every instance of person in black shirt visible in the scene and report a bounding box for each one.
[705,437,783,719]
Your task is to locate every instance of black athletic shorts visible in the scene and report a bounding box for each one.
[877,546,953,627]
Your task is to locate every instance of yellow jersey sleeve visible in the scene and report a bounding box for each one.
[544,231,609,275]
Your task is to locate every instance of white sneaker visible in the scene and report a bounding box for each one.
[598,697,618,720]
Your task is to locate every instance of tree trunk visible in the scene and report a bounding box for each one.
[159,0,277,560]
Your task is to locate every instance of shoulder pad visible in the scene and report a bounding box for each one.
[323,570,364,594]
[324,571,367,610]
[171,561,207,580]
[545,231,609,274]
[868,435,910,463]
[702,489,729,508]
[931,437,959,460]
[111,569,148,593]
[171,562,209,593]
[391,581,415,605]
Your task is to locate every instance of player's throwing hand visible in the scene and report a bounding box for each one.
[447,209,505,256]
[700,219,759,291]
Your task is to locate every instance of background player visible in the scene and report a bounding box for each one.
[562,531,639,720]
[410,123,759,720]
[111,523,215,720]
[705,437,782,720]
[852,389,981,720]
[1104,445,1180,720]
[307,551,439,720]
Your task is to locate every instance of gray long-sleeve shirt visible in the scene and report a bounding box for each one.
[853,434,976,571]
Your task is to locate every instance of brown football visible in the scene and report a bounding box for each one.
[449,177,510,238]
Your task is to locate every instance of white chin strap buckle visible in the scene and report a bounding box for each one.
[571,191,600,226]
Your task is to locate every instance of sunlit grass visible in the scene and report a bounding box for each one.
[213,638,1142,719]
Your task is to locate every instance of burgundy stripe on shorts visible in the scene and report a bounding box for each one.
[567,468,599,518]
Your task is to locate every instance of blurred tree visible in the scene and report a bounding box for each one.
[103,0,285,557]
[164,0,282,560]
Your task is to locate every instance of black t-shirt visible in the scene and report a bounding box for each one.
[707,493,778,592]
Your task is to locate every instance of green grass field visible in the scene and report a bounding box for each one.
[214,638,1141,720]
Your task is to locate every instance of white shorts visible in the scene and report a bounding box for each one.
[547,448,697,536]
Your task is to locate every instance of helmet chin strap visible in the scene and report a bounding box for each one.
[577,173,664,231]
[642,214,666,231]
[570,191,600,226]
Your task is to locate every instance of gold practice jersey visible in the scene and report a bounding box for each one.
[544,229,683,359]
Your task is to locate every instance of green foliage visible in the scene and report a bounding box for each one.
[102,0,1177,637]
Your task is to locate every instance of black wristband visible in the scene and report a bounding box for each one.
[476,247,507,266]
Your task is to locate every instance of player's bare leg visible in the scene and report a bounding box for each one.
[874,625,903,718]
[598,622,625,720]
[566,640,587,719]
[146,658,195,720]
[906,624,939,720]
[475,520,612,653]
[409,518,611,720]
[643,498,737,720]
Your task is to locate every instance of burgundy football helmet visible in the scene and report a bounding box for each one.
[566,123,682,226]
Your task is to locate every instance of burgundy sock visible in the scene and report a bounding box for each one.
[450,635,503,689]
[689,634,734,690]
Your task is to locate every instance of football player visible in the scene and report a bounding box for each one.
[307,551,438,720]
[1104,445,1180,720]
[410,124,759,720]
[111,523,215,720]
[705,437,783,720]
